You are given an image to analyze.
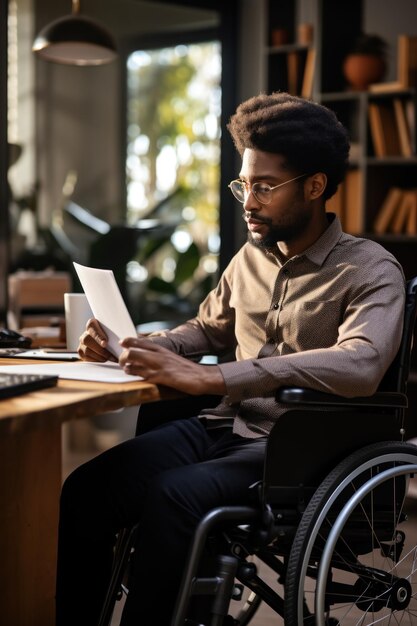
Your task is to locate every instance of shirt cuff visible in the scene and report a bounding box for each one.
[218,359,259,404]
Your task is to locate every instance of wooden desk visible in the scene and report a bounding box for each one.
[0,359,168,626]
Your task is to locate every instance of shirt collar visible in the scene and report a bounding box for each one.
[303,213,343,266]
[261,213,343,267]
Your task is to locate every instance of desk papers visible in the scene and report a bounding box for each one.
[0,361,143,383]
[73,262,138,358]
[0,349,80,361]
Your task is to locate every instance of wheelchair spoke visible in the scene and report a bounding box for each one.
[283,443,417,626]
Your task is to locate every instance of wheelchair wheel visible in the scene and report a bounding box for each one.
[284,441,417,626]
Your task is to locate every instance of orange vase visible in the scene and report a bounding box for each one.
[343,53,386,91]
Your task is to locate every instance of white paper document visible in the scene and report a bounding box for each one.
[0,361,143,383]
[73,262,138,357]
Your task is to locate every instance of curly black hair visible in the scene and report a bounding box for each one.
[227,92,350,200]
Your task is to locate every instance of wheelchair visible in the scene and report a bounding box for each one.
[99,275,417,626]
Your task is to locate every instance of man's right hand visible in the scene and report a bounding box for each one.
[77,318,118,362]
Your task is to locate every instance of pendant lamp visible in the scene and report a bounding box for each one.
[32,0,117,66]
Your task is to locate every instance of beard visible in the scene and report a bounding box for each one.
[245,211,312,250]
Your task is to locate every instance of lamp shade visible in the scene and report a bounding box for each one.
[32,14,117,66]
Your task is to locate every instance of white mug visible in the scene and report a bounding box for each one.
[64,293,93,351]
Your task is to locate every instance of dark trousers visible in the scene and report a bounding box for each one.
[55,416,266,626]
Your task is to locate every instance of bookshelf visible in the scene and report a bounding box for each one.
[262,0,417,427]
[263,1,417,266]
[267,45,315,99]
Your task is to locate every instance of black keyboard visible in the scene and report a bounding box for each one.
[0,373,58,400]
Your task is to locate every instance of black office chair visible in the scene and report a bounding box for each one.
[100,276,417,626]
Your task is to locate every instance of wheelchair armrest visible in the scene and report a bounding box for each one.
[276,387,408,409]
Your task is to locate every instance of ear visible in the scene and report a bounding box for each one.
[305,172,327,200]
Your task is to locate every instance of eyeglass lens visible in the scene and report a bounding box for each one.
[229,173,307,204]
[230,181,272,204]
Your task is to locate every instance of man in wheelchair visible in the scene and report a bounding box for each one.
[55,92,410,626]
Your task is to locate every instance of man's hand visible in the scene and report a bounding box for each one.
[119,336,227,396]
[78,319,118,362]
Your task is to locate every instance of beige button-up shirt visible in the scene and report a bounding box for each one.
[151,215,405,438]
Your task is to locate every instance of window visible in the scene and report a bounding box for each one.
[126,40,221,325]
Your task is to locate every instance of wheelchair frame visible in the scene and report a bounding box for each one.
[99,276,417,626]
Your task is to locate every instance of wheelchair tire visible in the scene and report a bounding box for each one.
[284,441,417,626]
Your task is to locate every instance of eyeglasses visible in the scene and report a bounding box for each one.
[228,173,307,205]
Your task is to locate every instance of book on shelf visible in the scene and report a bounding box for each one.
[393,98,413,157]
[405,192,417,234]
[373,187,417,235]
[368,102,385,157]
[285,47,315,98]
[405,98,416,154]
[301,48,315,98]
[373,187,404,234]
[286,50,300,95]
[326,179,344,222]
[368,101,401,157]
[391,191,414,233]
[397,190,417,234]
[398,34,417,89]
[343,169,363,234]
[327,170,363,234]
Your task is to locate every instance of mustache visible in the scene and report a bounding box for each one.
[242,211,273,226]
